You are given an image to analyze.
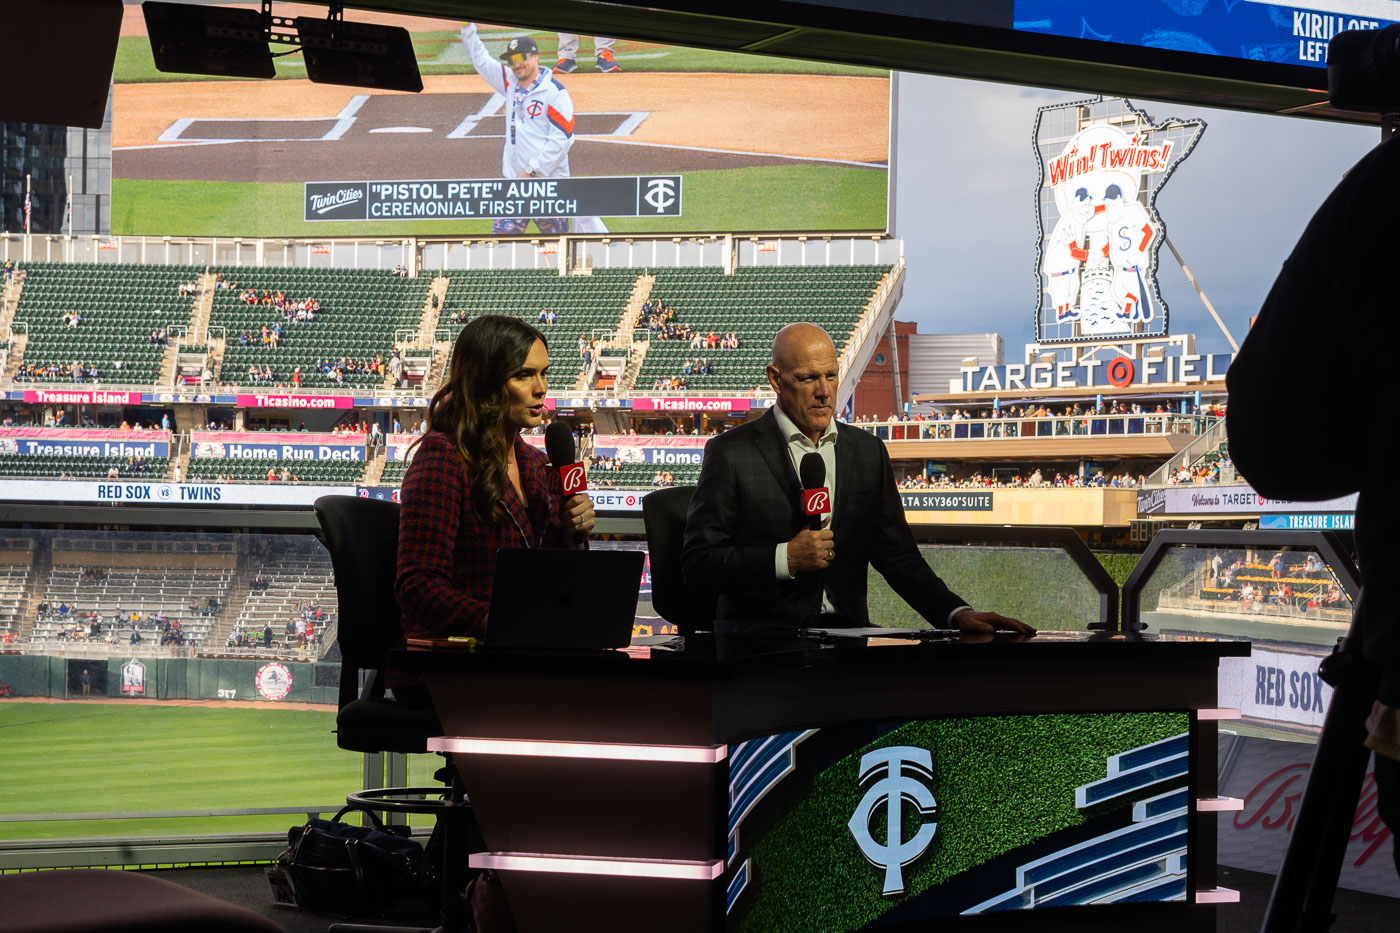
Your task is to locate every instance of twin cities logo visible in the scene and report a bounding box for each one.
[305,182,369,221]
[847,746,939,895]
[802,487,830,518]
[643,177,679,214]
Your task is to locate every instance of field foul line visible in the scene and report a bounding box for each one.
[446,92,505,139]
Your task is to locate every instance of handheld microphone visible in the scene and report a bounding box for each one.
[799,452,829,531]
[545,421,588,548]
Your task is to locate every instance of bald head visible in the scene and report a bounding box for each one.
[770,322,835,369]
[767,323,838,443]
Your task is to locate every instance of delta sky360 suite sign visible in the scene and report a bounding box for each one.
[110,13,889,237]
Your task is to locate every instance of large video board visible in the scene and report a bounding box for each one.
[111,12,889,237]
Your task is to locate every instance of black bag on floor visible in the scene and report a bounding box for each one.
[282,806,433,919]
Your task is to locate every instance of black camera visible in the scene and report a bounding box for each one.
[1329,23,1400,112]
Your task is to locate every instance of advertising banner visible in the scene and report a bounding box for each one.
[191,431,367,461]
[1258,514,1355,531]
[1137,486,1358,517]
[593,434,709,465]
[0,479,351,506]
[234,394,356,410]
[306,175,683,222]
[1034,98,1203,343]
[1218,646,1332,732]
[22,389,142,406]
[1218,733,1393,897]
[632,397,752,413]
[0,428,171,459]
[899,491,994,511]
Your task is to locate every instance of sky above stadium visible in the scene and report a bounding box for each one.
[894,72,1379,360]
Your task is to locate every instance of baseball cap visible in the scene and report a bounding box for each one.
[500,36,538,63]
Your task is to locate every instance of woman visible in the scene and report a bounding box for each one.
[396,314,595,643]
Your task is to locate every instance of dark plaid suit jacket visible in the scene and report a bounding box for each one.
[681,408,965,634]
[395,431,568,640]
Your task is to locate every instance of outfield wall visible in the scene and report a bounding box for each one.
[0,653,338,705]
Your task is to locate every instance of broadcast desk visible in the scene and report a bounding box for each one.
[396,632,1250,933]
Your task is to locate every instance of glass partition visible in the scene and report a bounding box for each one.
[0,508,354,868]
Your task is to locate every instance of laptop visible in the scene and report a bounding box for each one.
[485,547,645,651]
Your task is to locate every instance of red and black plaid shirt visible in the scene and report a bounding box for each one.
[395,431,568,640]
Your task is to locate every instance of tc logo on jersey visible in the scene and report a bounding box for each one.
[802,488,830,516]
[560,462,588,496]
[525,100,544,117]
[643,177,677,213]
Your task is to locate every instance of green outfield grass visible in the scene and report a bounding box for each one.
[0,702,360,841]
[737,712,1189,931]
[111,164,887,238]
[114,31,884,84]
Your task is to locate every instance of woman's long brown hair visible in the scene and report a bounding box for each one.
[414,314,547,524]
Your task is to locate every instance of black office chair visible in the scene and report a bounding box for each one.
[313,494,475,933]
[641,485,716,636]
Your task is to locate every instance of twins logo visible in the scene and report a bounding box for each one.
[643,177,677,213]
[525,101,544,118]
[847,746,939,895]
[802,487,830,517]
[560,462,588,496]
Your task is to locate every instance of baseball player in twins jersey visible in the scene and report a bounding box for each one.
[460,24,608,235]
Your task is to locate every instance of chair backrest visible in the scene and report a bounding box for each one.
[313,495,401,709]
[641,485,715,636]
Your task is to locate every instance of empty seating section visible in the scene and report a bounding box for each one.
[0,558,31,643]
[595,463,702,487]
[188,456,366,484]
[13,262,200,384]
[435,268,638,344]
[635,265,890,391]
[209,267,431,388]
[232,538,336,655]
[380,459,410,484]
[28,564,233,651]
[0,454,169,480]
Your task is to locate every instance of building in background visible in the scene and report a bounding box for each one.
[0,83,111,236]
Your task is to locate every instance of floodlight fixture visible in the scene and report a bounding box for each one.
[144,1,422,92]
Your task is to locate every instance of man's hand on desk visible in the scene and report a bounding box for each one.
[951,608,1037,635]
[788,527,835,572]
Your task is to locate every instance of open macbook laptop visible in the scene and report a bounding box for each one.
[485,547,645,651]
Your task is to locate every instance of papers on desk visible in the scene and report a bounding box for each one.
[802,627,955,639]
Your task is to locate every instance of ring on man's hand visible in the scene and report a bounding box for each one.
[827,548,835,560]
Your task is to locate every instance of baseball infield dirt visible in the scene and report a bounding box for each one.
[114,72,889,165]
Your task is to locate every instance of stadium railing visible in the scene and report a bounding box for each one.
[859,412,1215,442]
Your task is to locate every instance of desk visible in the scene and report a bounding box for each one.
[396,632,1250,932]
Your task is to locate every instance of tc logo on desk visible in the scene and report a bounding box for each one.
[847,746,939,895]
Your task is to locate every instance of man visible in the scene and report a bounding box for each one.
[460,25,608,235]
[1227,125,1400,875]
[682,322,1035,637]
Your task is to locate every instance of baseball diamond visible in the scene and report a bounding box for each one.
[113,73,889,184]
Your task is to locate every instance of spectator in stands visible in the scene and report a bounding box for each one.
[267,466,278,483]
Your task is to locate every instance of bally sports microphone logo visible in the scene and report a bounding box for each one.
[803,487,830,516]
[560,462,588,496]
